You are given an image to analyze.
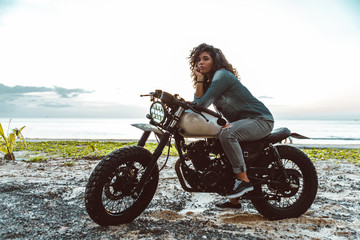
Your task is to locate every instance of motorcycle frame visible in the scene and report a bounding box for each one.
[132,94,290,198]
[134,126,290,201]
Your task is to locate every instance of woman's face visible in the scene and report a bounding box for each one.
[197,51,214,75]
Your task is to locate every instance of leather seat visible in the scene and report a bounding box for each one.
[262,127,291,144]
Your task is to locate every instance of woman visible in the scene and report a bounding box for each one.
[190,43,274,210]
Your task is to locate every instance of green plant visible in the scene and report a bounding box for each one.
[302,148,360,165]
[0,120,26,160]
[14,140,360,166]
[16,140,178,160]
[27,156,48,163]
[64,161,75,166]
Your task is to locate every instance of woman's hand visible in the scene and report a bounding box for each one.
[194,67,204,82]
[194,66,205,98]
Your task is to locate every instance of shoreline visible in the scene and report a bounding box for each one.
[24,138,360,149]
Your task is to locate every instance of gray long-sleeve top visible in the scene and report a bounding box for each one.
[193,69,274,123]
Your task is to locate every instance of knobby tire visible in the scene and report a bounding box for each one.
[251,145,318,220]
[85,146,159,226]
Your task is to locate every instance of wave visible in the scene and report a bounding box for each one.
[310,137,360,141]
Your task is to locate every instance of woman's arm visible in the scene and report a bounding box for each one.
[194,69,235,108]
[195,81,205,98]
[194,66,205,98]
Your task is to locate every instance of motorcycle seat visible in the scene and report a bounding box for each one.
[261,127,291,144]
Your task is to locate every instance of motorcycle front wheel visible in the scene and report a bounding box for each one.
[85,146,159,226]
[251,145,318,220]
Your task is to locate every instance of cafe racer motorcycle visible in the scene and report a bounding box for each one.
[85,90,318,226]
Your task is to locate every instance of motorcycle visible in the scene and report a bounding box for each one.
[85,90,318,226]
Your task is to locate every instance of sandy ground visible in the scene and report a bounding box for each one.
[0,151,359,240]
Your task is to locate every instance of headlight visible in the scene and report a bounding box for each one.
[150,102,166,125]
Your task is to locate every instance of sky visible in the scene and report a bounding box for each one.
[0,0,359,120]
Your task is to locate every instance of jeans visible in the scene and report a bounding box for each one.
[218,118,274,174]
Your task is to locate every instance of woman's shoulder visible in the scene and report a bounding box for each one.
[213,68,238,81]
[215,68,230,75]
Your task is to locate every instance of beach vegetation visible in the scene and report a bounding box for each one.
[64,161,76,166]
[15,141,359,166]
[302,148,360,165]
[0,121,27,160]
[27,156,48,163]
[16,140,178,164]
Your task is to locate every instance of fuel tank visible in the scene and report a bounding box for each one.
[177,111,224,138]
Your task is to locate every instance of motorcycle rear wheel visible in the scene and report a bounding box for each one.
[85,146,159,226]
[251,145,318,220]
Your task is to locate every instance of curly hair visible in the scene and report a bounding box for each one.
[189,43,239,89]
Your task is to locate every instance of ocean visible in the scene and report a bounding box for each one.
[1,118,360,145]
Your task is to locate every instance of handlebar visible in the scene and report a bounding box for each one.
[190,103,227,126]
[192,104,221,118]
[141,90,227,126]
[140,89,163,99]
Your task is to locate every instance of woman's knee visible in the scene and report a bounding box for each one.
[218,128,235,143]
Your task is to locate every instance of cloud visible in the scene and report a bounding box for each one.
[0,83,89,117]
[0,83,147,118]
[37,102,72,108]
[258,96,273,99]
[0,83,91,98]
[0,83,51,95]
[0,0,15,15]
[53,86,92,98]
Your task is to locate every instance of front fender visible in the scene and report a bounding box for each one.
[131,123,164,137]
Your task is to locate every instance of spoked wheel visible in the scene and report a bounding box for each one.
[251,145,318,220]
[85,146,159,226]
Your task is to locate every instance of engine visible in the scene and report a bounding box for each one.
[180,140,234,194]
[186,140,213,170]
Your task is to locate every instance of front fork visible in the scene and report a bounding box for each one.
[132,131,171,197]
[132,107,185,197]
[137,131,151,147]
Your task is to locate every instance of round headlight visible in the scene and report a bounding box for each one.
[150,102,166,124]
